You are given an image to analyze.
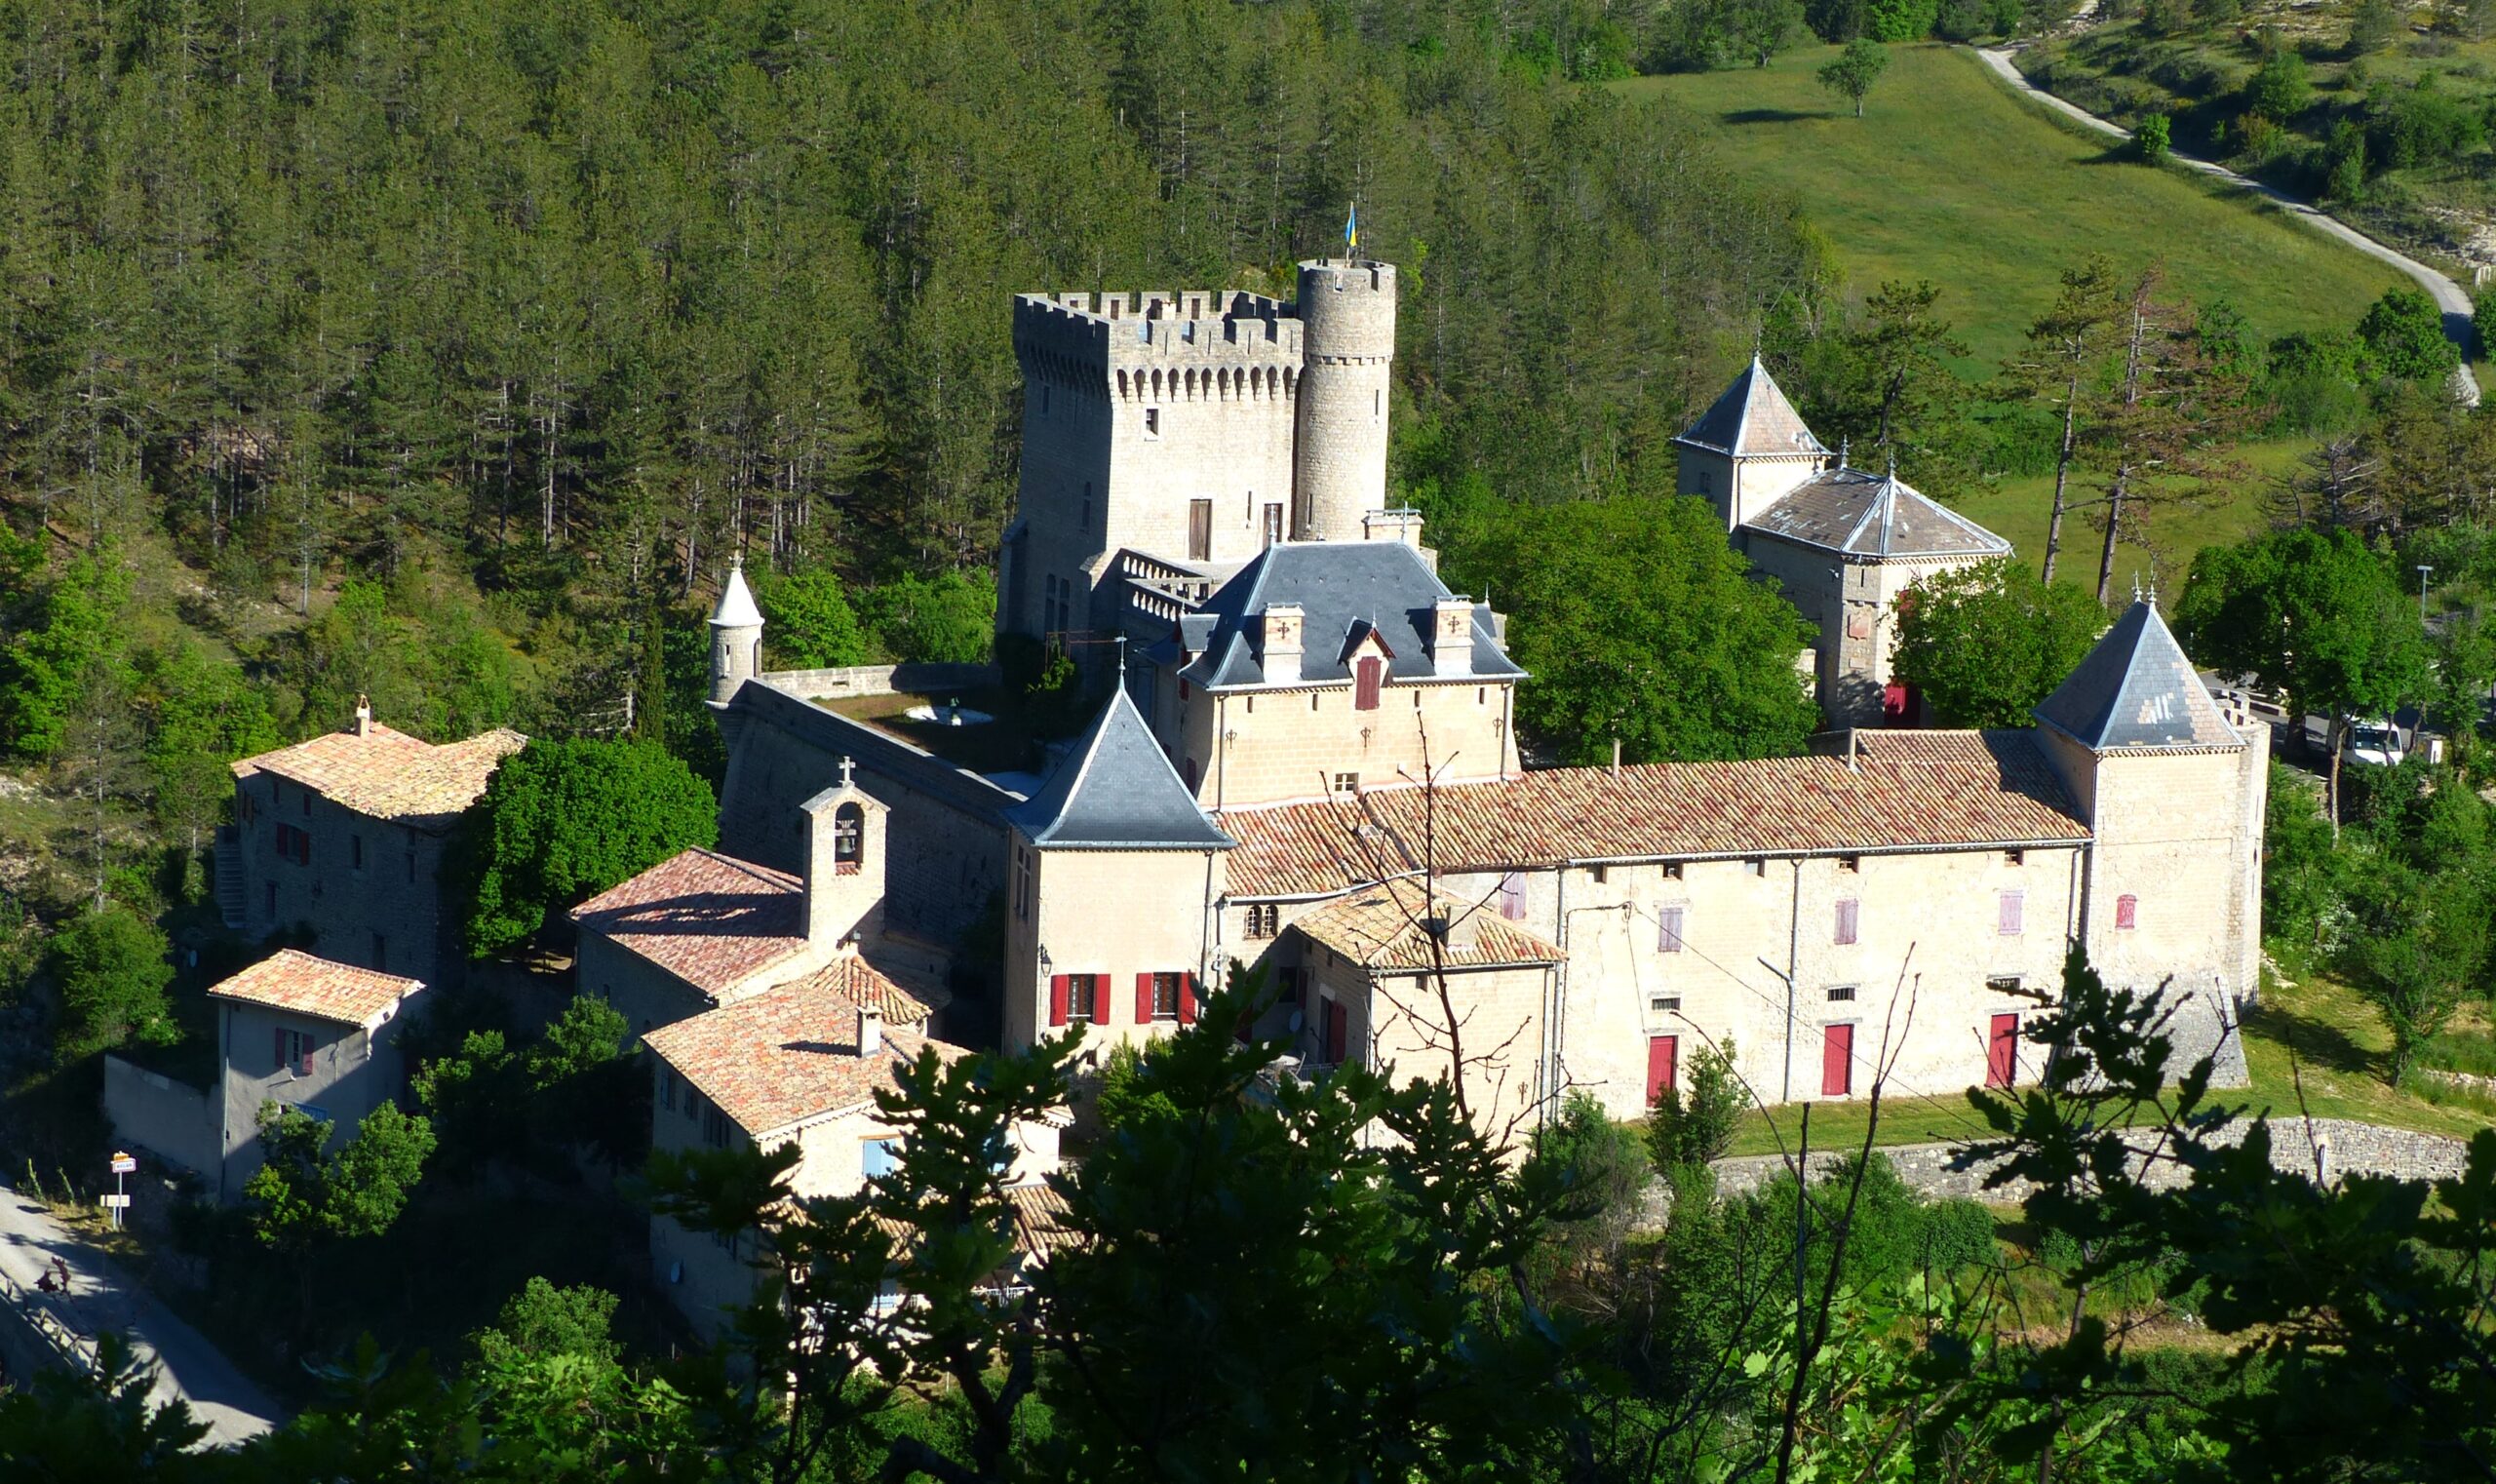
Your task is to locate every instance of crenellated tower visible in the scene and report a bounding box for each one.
[1291,258,1397,542]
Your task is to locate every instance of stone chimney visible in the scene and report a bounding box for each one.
[857,1003,882,1057]
[353,694,373,737]
[1428,598,1474,678]
[1259,603,1305,685]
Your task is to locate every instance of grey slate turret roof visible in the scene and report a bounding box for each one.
[1674,358,1829,458]
[1175,541,1523,690]
[1011,687,1235,850]
[2034,599,2241,751]
[1742,466,2011,561]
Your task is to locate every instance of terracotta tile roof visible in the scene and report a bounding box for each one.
[778,954,950,1027]
[232,722,526,829]
[643,975,963,1137]
[1219,732,2087,898]
[206,949,424,1029]
[869,1181,1074,1264]
[570,848,808,997]
[1291,879,1563,971]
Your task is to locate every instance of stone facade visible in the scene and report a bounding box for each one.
[998,261,1400,661]
[208,968,425,1201]
[1175,676,1517,809]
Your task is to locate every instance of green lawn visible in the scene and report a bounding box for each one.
[1617,44,2407,371]
[1727,957,2496,1158]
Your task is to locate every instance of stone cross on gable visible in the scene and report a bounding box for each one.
[838,755,855,790]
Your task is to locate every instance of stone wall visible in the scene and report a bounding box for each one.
[761,662,998,701]
[100,1056,216,1183]
[1697,1116,2475,1210]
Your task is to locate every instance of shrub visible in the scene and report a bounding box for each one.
[1864,0,1939,39]
[2243,47,2313,120]
[48,906,177,1064]
[2367,74,2486,169]
[2348,0,2402,54]
[2357,286,2461,384]
[1648,1037,1744,1172]
[2137,112,2174,162]
[1525,1092,1649,1263]
[856,570,994,665]
[752,568,867,670]
[1094,1040,1178,1129]
[1919,1198,2003,1272]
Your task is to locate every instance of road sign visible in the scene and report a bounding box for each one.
[100,1193,130,1209]
[108,1153,136,1175]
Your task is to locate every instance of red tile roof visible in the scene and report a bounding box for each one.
[232,722,525,829]
[206,949,424,1028]
[1220,732,2087,898]
[570,848,809,997]
[777,954,951,1027]
[642,974,962,1137]
[1291,880,1563,971]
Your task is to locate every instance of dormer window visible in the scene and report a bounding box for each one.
[833,802,865,876]
[1353,655,1384,711]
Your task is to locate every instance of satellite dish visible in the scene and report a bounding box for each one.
[1287,1008,1306,1033]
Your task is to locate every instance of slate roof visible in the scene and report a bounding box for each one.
[232,723,526,831]
[1010,688,1234,851]
[1675,358,1829,457]
[1292,879,1565,971]
[643,974,962,1138]
[207,949,424,1029]
[570,847,809,996]
[2034,599,2241,751]
[1741,466,2011,561]
[1219,732,2089,898]
[1174,541,1522,690]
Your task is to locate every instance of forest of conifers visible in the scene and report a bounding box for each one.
[0,0,1804,762]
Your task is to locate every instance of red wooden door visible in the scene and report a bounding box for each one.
[1821,1023,1853,1097]
[1324,998,1348,1064]
[1987,1014,2018,1088]
[1646,1035,1679,1106]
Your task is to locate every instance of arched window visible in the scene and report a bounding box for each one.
[834,802,865,876]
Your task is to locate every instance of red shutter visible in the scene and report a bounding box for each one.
[1136,973,1154,1024]
[1095,974,1115,1026]
[1179,973,1198,1024]
[1821,1024,1853,1097]
[1354,656,1382,711]
[1646,1035,1679,1105]
[1325,998,1348,1064]
[1049,975,1070,1028]
[1987,1014,2019,1088]
[1999,891,2023,936]
[1834,899,1858,945]
[2116,893,2138,930]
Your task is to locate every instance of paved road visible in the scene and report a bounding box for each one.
[0,1180,279,1447]
[1975,45,2483,408]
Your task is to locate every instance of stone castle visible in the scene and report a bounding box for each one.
[689,254,2266,1145]
[129,253,2269,1340]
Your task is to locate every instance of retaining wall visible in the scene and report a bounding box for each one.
[100,1056,216,1182]
[1696,1115,2476,1210]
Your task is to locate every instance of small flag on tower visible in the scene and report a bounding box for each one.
[1345,202,1358,255]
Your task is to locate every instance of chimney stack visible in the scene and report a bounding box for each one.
[857,1003,882,1057]
[1429,597,1475,678]
[1259,603,1305,685]
[354,694,373,737]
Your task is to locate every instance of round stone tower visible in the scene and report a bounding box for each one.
[708,553,764,708]
[1292,258,1397,542]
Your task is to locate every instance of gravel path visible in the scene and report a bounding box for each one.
[1974,44,2481,407]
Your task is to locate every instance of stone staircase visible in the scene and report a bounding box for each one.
[212,827,244,930]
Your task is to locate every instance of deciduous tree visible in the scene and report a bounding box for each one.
[1891,559,2108,726]
[1817,37,1892,117]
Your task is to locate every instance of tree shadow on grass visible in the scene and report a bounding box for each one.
[2242,996,2384,1084]
[1721,107,1830,125]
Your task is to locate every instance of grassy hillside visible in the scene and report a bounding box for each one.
[1620,44,2411,591]
[1619,44,2407,371]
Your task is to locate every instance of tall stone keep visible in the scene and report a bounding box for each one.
[1291,258,1397,542]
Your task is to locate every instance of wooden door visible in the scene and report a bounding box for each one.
[1324,997,1348,1065]
[1987,1014,2019,1088]
[1189,498,1213,561]
[1821,1023,1853,1097]
[1646,1035,1679,1106]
